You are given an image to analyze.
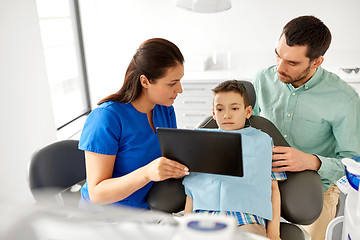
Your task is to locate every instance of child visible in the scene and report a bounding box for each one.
[182,80,286,240]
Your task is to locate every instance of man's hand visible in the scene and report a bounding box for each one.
[272,146,321,172]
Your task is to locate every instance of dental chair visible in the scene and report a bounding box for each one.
[28,140,86,206]
[147,80,323,240]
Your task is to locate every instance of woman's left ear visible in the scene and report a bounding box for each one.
[140,75,150,88]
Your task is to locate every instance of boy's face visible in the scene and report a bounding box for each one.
[212,91,252,131]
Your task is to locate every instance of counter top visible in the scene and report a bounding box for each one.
[182,69,255,82]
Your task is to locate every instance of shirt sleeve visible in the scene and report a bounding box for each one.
[317,95,360,187]
[79,107,121,155]
[182,176,193,199]
[271,171,287,181]
[269,136,287,181]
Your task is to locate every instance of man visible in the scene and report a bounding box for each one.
[253,15,360,240]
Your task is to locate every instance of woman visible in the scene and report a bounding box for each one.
[79,38,189,209]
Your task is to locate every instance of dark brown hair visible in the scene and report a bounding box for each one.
[281,15,331,61]
[98,38,184,105]
[212,80,250,107]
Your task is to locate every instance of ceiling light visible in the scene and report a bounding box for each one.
[175,0,232,13]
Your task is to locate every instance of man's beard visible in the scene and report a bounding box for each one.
[277,65,311,86]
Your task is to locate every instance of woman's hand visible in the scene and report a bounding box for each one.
[144,157,189,182]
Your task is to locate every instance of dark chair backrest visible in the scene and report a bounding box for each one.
[28,140,86,203]
[147,80,323,228]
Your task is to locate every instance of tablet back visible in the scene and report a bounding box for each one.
[157,127,243,177]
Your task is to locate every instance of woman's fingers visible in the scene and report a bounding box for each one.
[148,157,189,182]
[162,158,189,172]
[160,158,189,177]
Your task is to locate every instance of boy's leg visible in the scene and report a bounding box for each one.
[302,185,340,240]
[238,223,266,237]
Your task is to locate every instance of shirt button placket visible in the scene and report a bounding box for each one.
[284,91,297,140]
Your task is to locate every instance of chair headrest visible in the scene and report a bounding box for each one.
[238,80,256,108]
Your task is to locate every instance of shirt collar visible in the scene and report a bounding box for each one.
[287,66,324,92]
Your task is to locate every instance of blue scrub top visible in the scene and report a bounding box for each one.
[79,101,177,209]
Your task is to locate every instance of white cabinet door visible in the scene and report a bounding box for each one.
[174,82,219,129]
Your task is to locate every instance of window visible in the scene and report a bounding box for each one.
[36,0,90,130]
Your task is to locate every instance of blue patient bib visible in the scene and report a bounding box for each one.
[182,127,273,220]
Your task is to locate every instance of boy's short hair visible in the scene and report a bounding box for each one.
[212,80,250,107]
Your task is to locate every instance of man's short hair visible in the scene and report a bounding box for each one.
[212,80,250,107]
[281,15,332,61]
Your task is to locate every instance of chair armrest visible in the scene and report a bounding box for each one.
[279,170,323,225]
[55,179,86,207]
[280,222,306,240]
[147,178,186,213]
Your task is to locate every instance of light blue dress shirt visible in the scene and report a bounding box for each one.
[253,66,360,191]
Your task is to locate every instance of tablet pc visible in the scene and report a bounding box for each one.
[157,127,243,177]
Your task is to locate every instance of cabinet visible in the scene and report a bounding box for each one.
[174,78,250,129]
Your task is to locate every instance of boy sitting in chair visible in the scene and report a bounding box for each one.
[183,80,286,240]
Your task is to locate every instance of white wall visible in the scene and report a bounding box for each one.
[0,0,57,204]
[80,0,360,108]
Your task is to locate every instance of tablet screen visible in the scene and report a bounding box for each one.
[157,127,243,177]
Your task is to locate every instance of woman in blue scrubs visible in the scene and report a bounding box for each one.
[78,38,189,209]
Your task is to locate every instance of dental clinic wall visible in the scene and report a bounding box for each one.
[80,0,360,108]
[0,0,57,204]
